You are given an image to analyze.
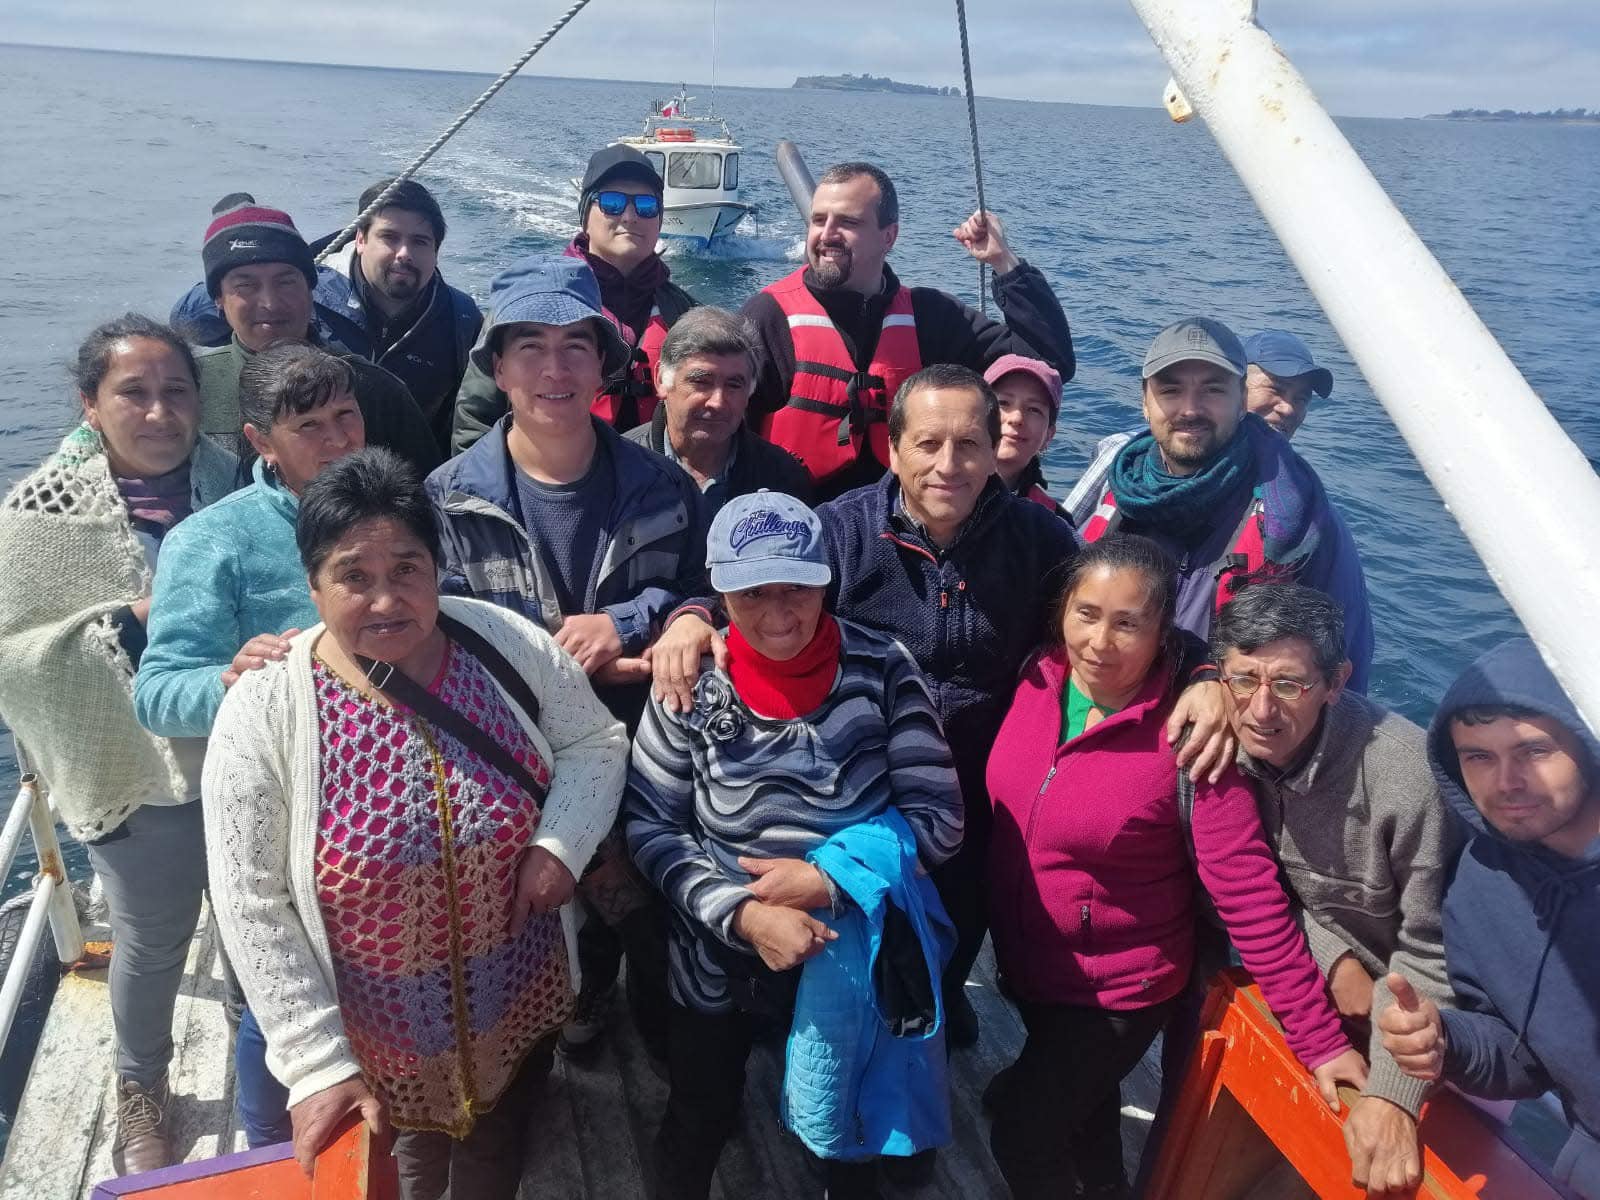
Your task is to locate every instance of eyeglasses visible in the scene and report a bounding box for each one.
[594,191,662,219]
[1223,674,1323,701]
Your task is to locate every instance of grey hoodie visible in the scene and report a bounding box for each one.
[1428,638,1600,1198]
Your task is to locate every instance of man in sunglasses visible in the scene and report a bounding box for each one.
[453,145,699,451]
[1210,583,1459,1198]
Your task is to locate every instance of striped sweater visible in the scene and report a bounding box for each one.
[624,618,963,1012]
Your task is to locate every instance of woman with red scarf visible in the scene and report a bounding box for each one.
[625,491,964,1199]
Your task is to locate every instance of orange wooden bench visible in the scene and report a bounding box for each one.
[89,1117,398,1200]
[1145,970,1568,1199]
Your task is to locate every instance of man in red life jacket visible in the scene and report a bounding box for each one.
[452,145,700,450]
[743,161,1075,500]
[984,353,1069,520]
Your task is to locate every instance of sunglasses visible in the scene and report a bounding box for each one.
[594,191,662,219]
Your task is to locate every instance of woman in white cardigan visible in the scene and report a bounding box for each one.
[0,314,236,1176]
[203,448,626,1198]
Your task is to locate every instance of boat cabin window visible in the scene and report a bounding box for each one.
[667,151,723,190]
[723,153,739,190]
[644,151,665,179]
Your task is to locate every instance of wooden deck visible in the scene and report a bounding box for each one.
[0,903,1165,1198]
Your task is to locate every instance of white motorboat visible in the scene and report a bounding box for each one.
[588,87,755,248]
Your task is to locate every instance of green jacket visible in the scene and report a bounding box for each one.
[193,336,442,476]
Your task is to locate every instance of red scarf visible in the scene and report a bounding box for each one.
[726,617,842,720]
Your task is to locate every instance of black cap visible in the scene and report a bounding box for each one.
[578,145,664,221]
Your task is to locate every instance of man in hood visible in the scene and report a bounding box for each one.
[1380,638,1600,1199]
[451,144,699,450]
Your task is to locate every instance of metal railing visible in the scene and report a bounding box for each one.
[0,773,84,1054]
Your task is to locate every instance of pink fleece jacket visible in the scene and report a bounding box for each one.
[986,649,1349,1070]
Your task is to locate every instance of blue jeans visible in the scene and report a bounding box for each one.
[236,1006,292,1147]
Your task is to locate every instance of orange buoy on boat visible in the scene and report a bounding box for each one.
[656,127,696,141]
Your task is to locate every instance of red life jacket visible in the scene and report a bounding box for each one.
[591,306,670,432]
[759,268,922,488]
[1081,488,1275,614]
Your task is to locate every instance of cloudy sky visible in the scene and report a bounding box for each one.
[4,0,1596,118]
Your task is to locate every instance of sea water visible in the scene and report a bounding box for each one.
[1,40,1597,839]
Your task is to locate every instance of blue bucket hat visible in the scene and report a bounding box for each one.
[1243,329,1334,397]
[707,491,833,593]
[471,255,630,377]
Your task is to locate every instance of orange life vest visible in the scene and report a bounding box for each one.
[1081,487,1275,614]
[759,269,922,488]
[591,306,670,432]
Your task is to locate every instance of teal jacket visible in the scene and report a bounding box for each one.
[783,810,955,1161]
[134,458,318,737]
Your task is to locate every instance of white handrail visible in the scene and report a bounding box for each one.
[1127,0,1600,735]
[0,775,84,1055]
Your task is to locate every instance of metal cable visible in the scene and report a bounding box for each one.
[316,0,599,265]
[954,0,988,314]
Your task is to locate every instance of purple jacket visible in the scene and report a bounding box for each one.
[986,648,1349,1070]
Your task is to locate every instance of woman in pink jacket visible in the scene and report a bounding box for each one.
[984,534,1365,1199]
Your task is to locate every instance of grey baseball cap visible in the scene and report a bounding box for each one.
[706,491,832,594]
[1141,317,1248,380]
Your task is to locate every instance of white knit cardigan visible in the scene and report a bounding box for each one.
[0,425,236,840]
[202,595,627,1107]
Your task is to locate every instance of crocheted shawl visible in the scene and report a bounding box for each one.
[0,426,236,840]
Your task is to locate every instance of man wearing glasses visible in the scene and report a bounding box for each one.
[454,145,700,450]
[1210,582,1460,1198]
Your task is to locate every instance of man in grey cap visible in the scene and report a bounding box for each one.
[1077,316,1374,689]
[1244,329,1334,438]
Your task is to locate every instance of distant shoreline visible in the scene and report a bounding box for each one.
[793,73,959,97]
[1424,108,1599,124]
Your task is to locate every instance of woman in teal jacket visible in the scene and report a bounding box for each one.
[132,340,366,1147]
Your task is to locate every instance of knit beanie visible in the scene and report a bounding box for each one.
[202,196,318,298]
[577,145,664,222]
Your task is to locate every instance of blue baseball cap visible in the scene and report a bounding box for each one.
[1243,329,1334,398]
[707,491,832,593]
[471,255,629,377]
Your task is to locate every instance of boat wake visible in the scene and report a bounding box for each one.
[658,232,803,263]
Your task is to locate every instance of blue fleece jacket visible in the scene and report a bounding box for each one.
[1428,638,1600,1197]
[784,810,955,1161]
[134,459,317,737]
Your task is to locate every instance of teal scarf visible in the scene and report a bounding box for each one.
[1108,419,1255,546]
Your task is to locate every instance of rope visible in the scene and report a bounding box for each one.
[316,0,599,265]
[953,0,988,315]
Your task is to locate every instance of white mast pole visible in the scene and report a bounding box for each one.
[1127,0,1600,733]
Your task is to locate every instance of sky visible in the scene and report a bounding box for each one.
[4,0,1597,119]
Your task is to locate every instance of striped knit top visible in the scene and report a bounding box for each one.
[624,617,963,1013]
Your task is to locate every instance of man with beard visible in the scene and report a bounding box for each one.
[744,161,1075,500]
[172,182,481,458]
[1080,317,1373,688]
[452,145,699,450]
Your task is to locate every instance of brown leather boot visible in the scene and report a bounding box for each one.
[111,1075,174,1176]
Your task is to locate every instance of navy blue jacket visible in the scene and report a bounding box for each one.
[425,416,707,724]
[1428,638,1600,1195]
[820,475,1080,818]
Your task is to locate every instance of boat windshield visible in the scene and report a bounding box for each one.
[644,150,665,179]
[723,152,739,190]
[667,151,723,190]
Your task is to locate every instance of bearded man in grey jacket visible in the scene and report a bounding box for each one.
[1212,584,1461,1197]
